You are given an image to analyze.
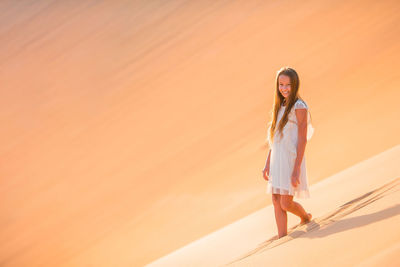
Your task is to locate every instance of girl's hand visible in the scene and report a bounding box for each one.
[291,167,300,187]
[262,165,270,181]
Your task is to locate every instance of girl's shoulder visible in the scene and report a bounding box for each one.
[294,98,309,110]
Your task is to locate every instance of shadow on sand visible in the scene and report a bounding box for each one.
[226,177,400,265]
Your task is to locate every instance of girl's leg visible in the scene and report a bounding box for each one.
[272,193,288,238]
[280,194,312,224]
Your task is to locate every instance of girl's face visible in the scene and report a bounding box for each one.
[278,74,291,100]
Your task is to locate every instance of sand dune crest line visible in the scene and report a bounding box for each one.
[226,177,400,265]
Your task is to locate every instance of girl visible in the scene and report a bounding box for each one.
[262,66,314,238]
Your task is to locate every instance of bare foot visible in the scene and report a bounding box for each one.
[300,213,312,225]
[278,233,287,239]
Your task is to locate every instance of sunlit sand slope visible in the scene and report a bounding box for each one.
[148,145,400,266]
[0,0,399,266]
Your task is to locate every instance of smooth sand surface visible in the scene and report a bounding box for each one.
[1,0,399,266]
[148,145,400,266]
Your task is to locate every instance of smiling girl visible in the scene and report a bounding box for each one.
[262,66,314,238]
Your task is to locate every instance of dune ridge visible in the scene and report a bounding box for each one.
[228,176,400,265]
[1,0,399,266]
[147,144,400,266]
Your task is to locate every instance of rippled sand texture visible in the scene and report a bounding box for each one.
[1,0,399,266]
[148,145,400,266]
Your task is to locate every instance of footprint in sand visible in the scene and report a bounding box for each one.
[226,177,400,266]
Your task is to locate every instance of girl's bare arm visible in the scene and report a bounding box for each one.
[264,149,271,170]
[294,109,308,169]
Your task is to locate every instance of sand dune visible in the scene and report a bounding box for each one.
[230,178,399,266]
[0,0,399,266]
[148,145,400,266]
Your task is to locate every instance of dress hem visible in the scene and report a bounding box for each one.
[266,184,310,199]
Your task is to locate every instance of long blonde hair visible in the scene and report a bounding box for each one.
[267,67,303,146]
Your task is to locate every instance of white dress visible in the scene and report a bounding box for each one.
[266,98,314,199]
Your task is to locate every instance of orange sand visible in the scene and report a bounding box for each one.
[148,145,400,266]
[0,0,399,266]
